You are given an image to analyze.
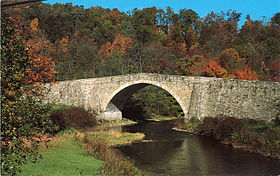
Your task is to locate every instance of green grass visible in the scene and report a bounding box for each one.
[251,122,276,133]
[20,136,103,176]
[50,105,72,111]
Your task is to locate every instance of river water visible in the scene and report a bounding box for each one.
[116,120,280,176]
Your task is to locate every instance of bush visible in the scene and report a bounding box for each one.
[197,115,243,142]
[197,115,280,158]
[1,98,59,175]
[172,117,201,133]
[235,126,280,157]
[50,107,97,131]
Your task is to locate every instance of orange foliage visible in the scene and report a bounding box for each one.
[25,40,57,88]
[23,19,57,91]
[99,34,133,57]
[59,37,69,53]
[203,60,235,79]
[112,33,133,55]
[235,66,259,81]
[107,8,121,26]
[30,18,39,32]
[2,7,57,96]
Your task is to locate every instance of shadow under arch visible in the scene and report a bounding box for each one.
[103,82,187,119]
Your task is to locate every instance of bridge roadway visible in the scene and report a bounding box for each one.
[43,73,280,121]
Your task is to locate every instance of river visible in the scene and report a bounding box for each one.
[116,120,280,176]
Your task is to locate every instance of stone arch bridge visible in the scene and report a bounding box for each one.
[43,73,280,121]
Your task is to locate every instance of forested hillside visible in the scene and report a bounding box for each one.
[20,3,280,82]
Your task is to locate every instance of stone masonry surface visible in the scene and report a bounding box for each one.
[43,73,280,121]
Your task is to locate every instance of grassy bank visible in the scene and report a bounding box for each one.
[21,106,145,176]
[174,115,280,159]
[21,131,103,176]
[76,118,145,176]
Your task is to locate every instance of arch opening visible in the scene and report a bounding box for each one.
[103,83,185,121]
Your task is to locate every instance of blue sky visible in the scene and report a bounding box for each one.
[44,0,279,25]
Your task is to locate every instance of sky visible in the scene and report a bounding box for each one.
[44,0,280,25]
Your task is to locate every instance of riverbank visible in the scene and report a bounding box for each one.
[173,115,280,159]
[76,118,145,176]
[21,106,146,176]
[146,114,181,122]
[20,131,103,175]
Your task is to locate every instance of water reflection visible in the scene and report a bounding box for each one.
[117,120,280,176]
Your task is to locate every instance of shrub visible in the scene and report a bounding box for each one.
[50,107,97,131]
[172,117,201,133]
[197,115,280,158]
[197,115,243,142]
[235,126,280,157]
[1,98,59,175]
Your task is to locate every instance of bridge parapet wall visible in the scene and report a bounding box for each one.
[188,77,280,121]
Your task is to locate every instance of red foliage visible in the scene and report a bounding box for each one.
[25,41,57,86]
[107,8,121,26]
[235,66,259,81]
[98,33,133,57]
[3,9,57,93]
[23,18,57,90]
[203,60,235,79]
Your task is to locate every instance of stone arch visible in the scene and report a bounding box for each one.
[101,80,189,118]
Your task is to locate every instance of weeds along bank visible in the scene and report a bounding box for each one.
[22,106,145,176]
[174,115,280,159]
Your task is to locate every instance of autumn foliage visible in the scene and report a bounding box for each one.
[99,33,133,56]
[25,40,57,87]
[23,18,57,92]
[203,60,235,79]
[175,55,206,76]
[235,66,259,81]
[1,8,58,175]
[270,58,280,82]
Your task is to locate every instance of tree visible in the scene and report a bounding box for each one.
[146,57,172,74]
[97,52,124,76]
[219,48,246,73]
[179,9,200,49]
[175,55,206,76]
[67,28,99,79]
[203,59,235,79]
[270,58,280,82]
[235,66,259,81]
[200,10,241,58]
[127,43,155,73]
[270,12,280,27]
[131,7,159,44]
[130,86,183,117]
[1,8,58,175]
